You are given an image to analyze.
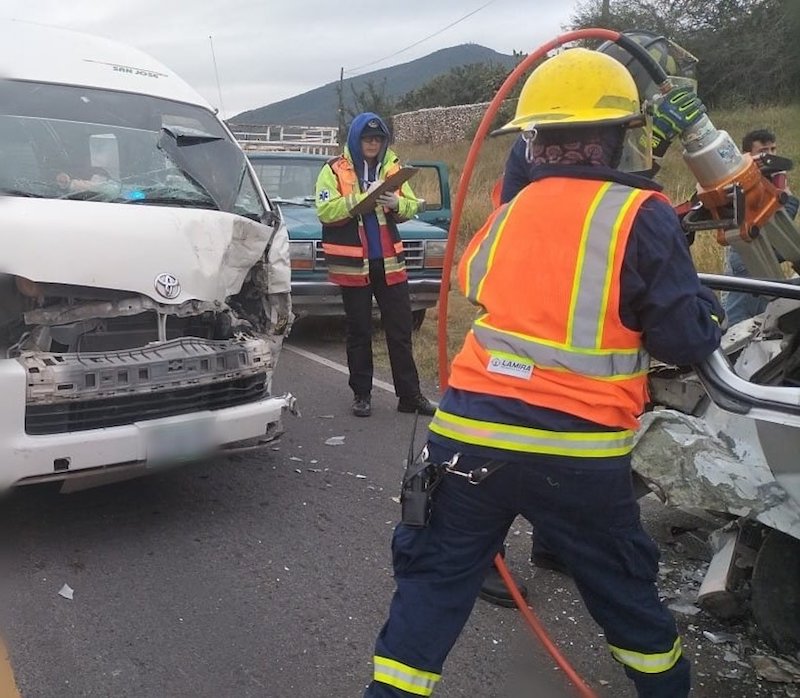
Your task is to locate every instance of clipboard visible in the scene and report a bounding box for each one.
[350,166,418,217]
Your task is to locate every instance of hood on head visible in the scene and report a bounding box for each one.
[346,112,390,185]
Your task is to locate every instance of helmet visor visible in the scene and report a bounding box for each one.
[618,114,653,174]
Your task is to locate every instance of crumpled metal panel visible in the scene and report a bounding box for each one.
[633,408,800,540]
[0,198,276,304]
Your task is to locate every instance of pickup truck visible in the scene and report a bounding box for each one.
[247,151,451,329]
[0,21,294,492]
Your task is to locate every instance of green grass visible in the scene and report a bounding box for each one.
[377,104,800,387]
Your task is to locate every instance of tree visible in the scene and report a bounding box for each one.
[568,0,799,106]
[395,62,515,112]
[346,79,396,122]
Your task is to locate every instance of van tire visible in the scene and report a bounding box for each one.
[412,309,426,331]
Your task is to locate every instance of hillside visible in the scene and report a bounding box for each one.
[230,44,517,127]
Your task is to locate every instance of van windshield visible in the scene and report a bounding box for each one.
[0,80,265,219]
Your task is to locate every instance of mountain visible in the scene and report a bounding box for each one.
[230,44,517,126]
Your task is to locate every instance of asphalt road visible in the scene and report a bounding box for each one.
[0,321,793,698]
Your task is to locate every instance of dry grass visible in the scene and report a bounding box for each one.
[375,104,800,388]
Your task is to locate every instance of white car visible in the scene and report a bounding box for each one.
[0,20,294,491]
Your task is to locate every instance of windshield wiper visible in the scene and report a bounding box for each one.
[271,197,314,207]
[124,196,219,210]
[0,189,47,198]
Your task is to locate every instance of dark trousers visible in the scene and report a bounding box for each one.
[365,443,690,698]
[340,259,421,399]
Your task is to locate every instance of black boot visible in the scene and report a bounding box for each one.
[397,394,437,416]
[479,563,528,608]
[352,394,371,417]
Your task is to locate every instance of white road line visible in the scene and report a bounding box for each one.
[284,344,396,394]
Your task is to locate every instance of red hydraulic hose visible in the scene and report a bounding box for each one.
[493,555,598,698]
[434,28,626,698]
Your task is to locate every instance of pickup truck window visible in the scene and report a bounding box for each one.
[250,159,324,203]
[0,80,264,219]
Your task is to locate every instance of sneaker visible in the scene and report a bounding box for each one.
[397,394,437,416]
[479,564,528,608]
[352,394,371,417]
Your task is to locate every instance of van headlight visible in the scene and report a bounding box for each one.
[290,241,314,270]
[423,240,446,269]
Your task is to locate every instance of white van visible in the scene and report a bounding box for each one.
[0,21,294,491]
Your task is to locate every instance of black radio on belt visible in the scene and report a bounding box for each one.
[401,446,444,528]
[400,416,444,528]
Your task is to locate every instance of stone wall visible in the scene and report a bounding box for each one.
[393,102,496,144]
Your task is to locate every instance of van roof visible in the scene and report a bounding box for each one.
[0,19,212,109]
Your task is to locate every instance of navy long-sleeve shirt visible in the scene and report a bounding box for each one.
[430,164,723,464]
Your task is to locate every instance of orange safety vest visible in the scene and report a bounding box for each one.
[445,177,666,431]
[321,156,407,287]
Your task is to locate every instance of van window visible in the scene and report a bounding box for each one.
[0,80,265,221]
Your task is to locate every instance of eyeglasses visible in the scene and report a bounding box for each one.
[361,135,384,143]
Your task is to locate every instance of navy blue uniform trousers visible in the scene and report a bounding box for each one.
[364,443,690,697]
[340,258,421,400]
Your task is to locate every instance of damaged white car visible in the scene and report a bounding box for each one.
[633,112,800,651]
[0,21,294,492]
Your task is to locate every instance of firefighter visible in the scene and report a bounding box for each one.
[364,48,723,697]
[481,31,707,606]
[315,112,436,418]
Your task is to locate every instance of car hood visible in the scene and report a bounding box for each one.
[1,198,275,304]
[279,204,446,239]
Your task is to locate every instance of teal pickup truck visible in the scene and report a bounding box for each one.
[247,151,451,329]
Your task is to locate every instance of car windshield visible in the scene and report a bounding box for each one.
[0,80,265,219]
[249,158,325,204]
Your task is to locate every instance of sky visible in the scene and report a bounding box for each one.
[4,0,584,119]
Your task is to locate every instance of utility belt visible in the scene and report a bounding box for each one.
[400,444,506,528]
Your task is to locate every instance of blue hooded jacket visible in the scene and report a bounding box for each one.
[346,112,390,259]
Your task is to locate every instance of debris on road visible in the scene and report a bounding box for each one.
[703,630,738,644]
[750,654,800,683]
[58,583,74,601]
[668,602,702,616]
[325,436,345,446]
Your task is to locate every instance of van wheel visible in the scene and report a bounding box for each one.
[751,529,800,652]
[412,310,426,331]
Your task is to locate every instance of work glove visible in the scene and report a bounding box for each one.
[652,87,707,158]
[377,191,400,211]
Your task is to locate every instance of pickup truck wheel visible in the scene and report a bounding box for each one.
[751,529,800,652]
[412,309,426,331]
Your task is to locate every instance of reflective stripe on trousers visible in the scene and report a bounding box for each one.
[373,656,440,696]
[610,637,683,674]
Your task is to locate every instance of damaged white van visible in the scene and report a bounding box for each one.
[0,21,294,491]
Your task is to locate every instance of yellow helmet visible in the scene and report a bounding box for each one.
[499,48,644,134]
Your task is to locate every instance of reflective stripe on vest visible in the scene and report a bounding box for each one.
[373,656,441,696]
[324,156,407,284]
[463,182,649,380]
[609,637,683,674]
[428,409,635,457]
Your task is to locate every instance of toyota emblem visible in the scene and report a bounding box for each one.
[155,272,181,300]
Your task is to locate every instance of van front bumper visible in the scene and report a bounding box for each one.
[0,358,295,490]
